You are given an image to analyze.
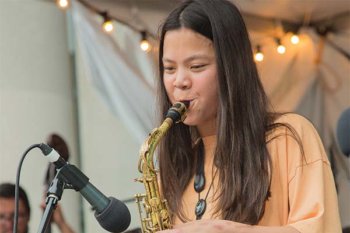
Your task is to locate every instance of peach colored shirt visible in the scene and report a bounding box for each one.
[260,114,342,232]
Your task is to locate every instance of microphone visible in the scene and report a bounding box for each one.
[39,143,131,233]
[336,108,350,157]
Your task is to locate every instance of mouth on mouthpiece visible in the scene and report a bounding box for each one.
[181,101,190,108]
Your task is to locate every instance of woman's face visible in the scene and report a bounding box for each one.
[162,28,218,136]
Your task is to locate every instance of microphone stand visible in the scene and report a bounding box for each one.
[37,171,65,233]
[44,163,56,233]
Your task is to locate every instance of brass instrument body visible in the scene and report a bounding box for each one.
[135,102,188,233]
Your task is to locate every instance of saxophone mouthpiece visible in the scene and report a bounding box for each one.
[166,102,188,123]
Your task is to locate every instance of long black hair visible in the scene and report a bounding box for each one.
[158,0,278,224]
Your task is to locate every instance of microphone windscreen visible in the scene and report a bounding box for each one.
[336,108,350,157]
[95,197,131,233]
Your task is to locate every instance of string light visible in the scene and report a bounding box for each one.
[276,38,286,54]
[56,0,69,9]
[254,45,264,62]
[290,34,300,45]
[140,31,152,52]
[65,0,306,62]
[101,11,114,33]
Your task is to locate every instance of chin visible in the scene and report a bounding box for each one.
[183,117,198,126]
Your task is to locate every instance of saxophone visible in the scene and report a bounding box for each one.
[135,101,189,233]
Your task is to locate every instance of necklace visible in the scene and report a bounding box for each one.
[193,141,217,220]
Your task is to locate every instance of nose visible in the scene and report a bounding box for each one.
[173,68,191,90]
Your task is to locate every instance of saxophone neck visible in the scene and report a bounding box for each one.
[138,101,188,173]
[138,118,173,173]
[136,101,188,232]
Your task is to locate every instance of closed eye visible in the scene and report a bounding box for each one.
[191,64,207,71]
[164,66,176,74]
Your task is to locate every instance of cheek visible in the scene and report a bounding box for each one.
[199,74,219,114]
[209,80,218,100]
[205,86,218,115]
[197,71,218,99]
[163,78,174,100]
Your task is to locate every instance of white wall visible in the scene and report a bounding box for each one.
[0,1,80,232]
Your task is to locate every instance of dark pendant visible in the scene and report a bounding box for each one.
[195,199,206,220]
[194,173,205,192]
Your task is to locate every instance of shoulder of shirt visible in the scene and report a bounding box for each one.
[274,112,310,125]
[273,113,317,134]
[266,113,318,144]
[269,113,329,165]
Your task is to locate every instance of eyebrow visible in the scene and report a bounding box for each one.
[162,54,212,63]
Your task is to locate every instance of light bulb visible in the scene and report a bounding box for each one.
[277,45,286,54]
[101,11,114,33]
[102,20,114,33]
[254,52,264,62]
[291,34,300,44]
[140,31,152,52]
[57,0,69,9]
[254,45,264,62]
[140,40,151,52]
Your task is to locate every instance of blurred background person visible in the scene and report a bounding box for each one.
[0,183,75,233]
[0,183,30,233]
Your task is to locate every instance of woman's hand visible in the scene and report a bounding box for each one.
[156,219,300,233]
[156,219,247,233]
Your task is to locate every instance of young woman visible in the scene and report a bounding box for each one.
[156,0,342,232]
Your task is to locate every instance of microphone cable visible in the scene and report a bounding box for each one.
[13,143,42,233]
